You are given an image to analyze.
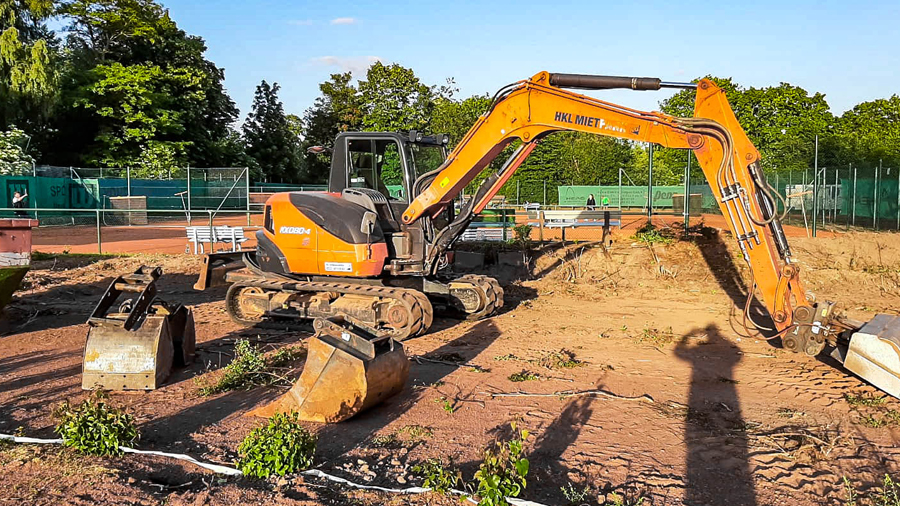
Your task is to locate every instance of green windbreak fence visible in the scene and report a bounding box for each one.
[558,185,718,209]
[842,178,900,220]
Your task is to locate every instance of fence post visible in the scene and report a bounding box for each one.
[543,180,546,207]
[515,180,520,207]
[683,156,691,229]
[851,164,856,227]
[186,166,192,226]
[539,210,544,243]
[96,209,102,254]
[245,167,251,226]
[874,161,880,230]
[126,167,131,197]
[618,168,623,210]
[812,135,818,237]
[647,143,654,218]
[502,207,507,241]
[834,168,838,226]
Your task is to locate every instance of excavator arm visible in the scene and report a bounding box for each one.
[404,71,900,399]
[405,71,804,335]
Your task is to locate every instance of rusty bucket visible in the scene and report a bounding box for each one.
[250,318,409,423]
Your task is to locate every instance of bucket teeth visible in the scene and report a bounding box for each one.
[249,319,409,423]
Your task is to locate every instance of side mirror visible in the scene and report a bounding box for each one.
[360,211,377,235]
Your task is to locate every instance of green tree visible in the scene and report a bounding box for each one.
[0,126,35,175]
[358,62,437,132]
[835,95,900,169]
[658,76,835,179]
[243,80,300,182]
[299,71,363,184]
[44,0,239,168]
[0,0,59,129]
[75,62,202,171]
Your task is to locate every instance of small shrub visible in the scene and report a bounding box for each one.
[198,339,269,395]
[53,398,138,456]
[512,224,532,248]
[606,493,645,506]
[269,345,306,366]
[412,458,462,495]
[508,371,540,382]
[398,424,433,440]
[473,422,530,506]
[237,412,316,478]
[561,482,591,504]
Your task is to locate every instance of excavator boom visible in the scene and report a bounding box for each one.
[402,71,900,399]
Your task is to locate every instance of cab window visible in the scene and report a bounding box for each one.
[347,139,407,201]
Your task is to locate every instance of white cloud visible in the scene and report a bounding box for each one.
[288,19,313,26]
[330,17,358,25]
[311,56,382,76]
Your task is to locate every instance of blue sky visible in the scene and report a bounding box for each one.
[161,0,899,121]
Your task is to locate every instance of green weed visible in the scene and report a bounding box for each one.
[473,422,530,506]
[508,371,540,382]
[237,412,316,478]
[435,397,454,415]
[411,458,462,495]
[844,474,900,506]
[633,223,675,245]
[53,398,138,457]
[537,349,585,370]
[845,393,887,408]
[561,482,591,505]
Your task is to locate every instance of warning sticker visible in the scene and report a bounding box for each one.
[324,262,353,273]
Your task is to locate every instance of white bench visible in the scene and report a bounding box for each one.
[460,227,506,242]
[526,209,622,242]
[186,226,249,254]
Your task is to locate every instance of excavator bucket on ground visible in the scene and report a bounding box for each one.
[82,266,195,390]
[249,317,409,423]
[841,314,900,399]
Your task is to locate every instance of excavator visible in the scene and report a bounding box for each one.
[194,71,900,423]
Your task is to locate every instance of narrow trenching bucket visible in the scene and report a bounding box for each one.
[250,318,409,423]
[82,266,196,391]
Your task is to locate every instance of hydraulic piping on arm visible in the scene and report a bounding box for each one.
[402,70,852,356]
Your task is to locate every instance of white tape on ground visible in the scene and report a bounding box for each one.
[0,434,240,476]
[0,434,548,506]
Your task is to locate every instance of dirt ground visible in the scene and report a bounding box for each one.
[2,224,900,506]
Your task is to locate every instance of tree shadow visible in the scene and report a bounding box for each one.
[674,323,758,506]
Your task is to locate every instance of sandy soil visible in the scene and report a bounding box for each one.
[1,225,899,506]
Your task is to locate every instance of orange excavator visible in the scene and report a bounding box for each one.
[196,71,900,422]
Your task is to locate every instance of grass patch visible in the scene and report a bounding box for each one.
[237,412,316,478]
[398,424,434,440]
[845,393,887,408]
[494,354,519,362]
[632,223,675,245]
[508,371,541,382]
[561,482,592,505]
[638,326,676,346]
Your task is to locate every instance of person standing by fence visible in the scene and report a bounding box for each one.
[12,191,28,218]
[586,193,596,210]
